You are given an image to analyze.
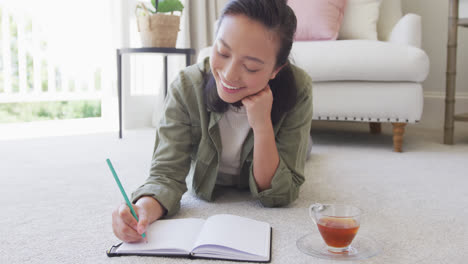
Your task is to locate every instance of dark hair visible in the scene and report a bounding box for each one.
[204,0,298,124]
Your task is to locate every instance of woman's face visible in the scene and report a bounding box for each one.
[210,14,282,104]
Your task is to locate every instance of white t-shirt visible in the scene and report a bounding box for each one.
[216,105,251,186]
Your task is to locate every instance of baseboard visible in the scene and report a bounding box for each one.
[420,91,468,129]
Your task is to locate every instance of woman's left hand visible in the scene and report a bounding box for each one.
[242,84,273,132]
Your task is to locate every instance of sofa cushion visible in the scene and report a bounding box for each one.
[291,40,429,82]
[339,0,382,40]
[288,0,347,41]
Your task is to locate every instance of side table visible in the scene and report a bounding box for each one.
[444,0,468,144]
[117,47,195,138]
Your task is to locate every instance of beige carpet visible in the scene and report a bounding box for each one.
[0,122,467,264]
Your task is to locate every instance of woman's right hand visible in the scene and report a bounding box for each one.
[112,196,165,243]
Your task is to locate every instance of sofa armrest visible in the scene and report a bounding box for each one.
[388,14,422,48]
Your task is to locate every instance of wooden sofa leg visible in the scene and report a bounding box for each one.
[392,123,406,152]
[370,122,381,134]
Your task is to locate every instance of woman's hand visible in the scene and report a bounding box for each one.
[241,85,273,132]
[112,196,165,243]
[242,84,278,190]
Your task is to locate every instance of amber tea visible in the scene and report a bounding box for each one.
[317,217,360,248]
[309,204,362,253]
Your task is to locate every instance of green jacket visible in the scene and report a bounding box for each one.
[132,57,313,216]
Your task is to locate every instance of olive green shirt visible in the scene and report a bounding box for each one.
[132,57,313,216]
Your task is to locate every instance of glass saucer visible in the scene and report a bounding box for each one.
[296,232,381,261]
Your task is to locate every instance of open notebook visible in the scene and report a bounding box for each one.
[107,214,272,262]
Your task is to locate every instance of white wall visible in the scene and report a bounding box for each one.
[402,0,468,129]
[403,0,468,94]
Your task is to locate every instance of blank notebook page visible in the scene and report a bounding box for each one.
[117,218,205,253]
[193,214,270,256]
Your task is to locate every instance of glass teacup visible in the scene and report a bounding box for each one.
[309,203,362,253]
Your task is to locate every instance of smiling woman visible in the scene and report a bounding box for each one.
[111,0,313,245]
[206,10,298,123]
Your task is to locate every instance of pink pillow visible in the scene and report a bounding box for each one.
[288,0,347,41]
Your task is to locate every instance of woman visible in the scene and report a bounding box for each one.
[113,0,313,243]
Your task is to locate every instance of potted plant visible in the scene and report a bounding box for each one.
[136,0,184,48]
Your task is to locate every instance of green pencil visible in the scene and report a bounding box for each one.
[106,158,146,239]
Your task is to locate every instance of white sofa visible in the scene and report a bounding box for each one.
[198,0,430,152]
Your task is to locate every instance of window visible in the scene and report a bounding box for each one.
[0,0,115,124]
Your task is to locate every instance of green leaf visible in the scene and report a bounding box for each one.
[157,0,184,13]
[151,0,157,9]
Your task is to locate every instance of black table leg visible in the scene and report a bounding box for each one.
[185,52,191,66]
[164,55,168,98]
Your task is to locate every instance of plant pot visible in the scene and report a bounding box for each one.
[137,13,180,48]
